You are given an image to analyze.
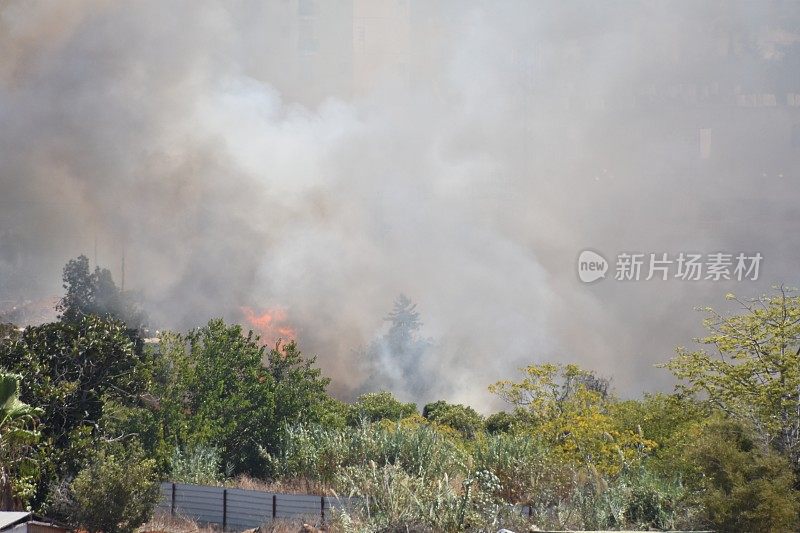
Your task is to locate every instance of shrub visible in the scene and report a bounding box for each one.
[621,471,685,530]
[347,392,417,425]
[0,371,43,510]
[53,445,160,533]
[472,433,564,505]
[470,433,691,530]
[169,444,223,485]
[0,316,149,505]
[682,418,800,531]
[422,401,483,439]
[484,411,515,434]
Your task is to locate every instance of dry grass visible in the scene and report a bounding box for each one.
[165,474,332,496]
[139,511,220,533]
[139,511,331,533]
[227,475,331,496]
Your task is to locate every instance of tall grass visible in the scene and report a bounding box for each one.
[170,445,223,485]
[331,463,526,533]
[264,421,469,484]
[266,422,692,531]
[471,433,688,530]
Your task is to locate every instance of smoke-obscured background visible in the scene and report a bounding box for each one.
[1,0,799,408]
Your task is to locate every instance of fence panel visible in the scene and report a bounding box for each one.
[155,483,173,514]
[174,484,225,525]
[273,493,321,520]
[155,482,359,528]
[225,488,275,531]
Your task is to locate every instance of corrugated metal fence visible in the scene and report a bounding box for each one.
[155,482,540,530]
[156,482,714,532]
[155,482,533,529]
[155,482,353,529]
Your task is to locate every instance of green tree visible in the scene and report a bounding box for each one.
[484,411,516,434]
[265,340,332,430]
[489,363,610,420]
[681,417,800,532]
[385,294,423,355]
[663,288,800,464]
[0,315,149,504]
[490,363,652,475]
[154,320,276,475]
[153,320,333,477]
[422,400,484,439]
[610,393,709,475]
[348,392,417,425]
[0,372,42,510]
[98,396,172,475]
[57,255,146,329]
[316,395,350,429]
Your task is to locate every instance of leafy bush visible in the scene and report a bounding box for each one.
[52,445,160,533]
[422,401,483,439]
[489,364,655,476]
[347,392,417,425]
[682,418,800,531]
[152,321,332,478]
[484,411,516,434]
[0,371,43,510]
[169,445,223,485]
[621,471,685,530]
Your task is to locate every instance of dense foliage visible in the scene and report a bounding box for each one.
[151,321,331,477]
[348,391,418,424]
[57,255,146,329]
[664,289,800,465]
[1,258,800,532]
[51,445,160,533]
[0,315,149,507]
[0,372,42,509]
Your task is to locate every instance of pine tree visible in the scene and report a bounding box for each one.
[365,294,433,399]
[384,294,422,356]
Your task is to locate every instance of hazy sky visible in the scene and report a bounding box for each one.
[1,0,799,408]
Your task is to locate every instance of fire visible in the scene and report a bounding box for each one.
[241,306,297,347]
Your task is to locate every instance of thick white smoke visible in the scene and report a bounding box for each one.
[1,1,799,407]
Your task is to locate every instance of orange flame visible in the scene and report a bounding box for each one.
[241,306,297,347]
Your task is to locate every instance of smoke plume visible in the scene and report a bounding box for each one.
[1,1,799,407]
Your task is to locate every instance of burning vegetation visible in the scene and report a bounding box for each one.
[240,306,297,347]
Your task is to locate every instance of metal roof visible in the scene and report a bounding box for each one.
[0,512,32,531]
